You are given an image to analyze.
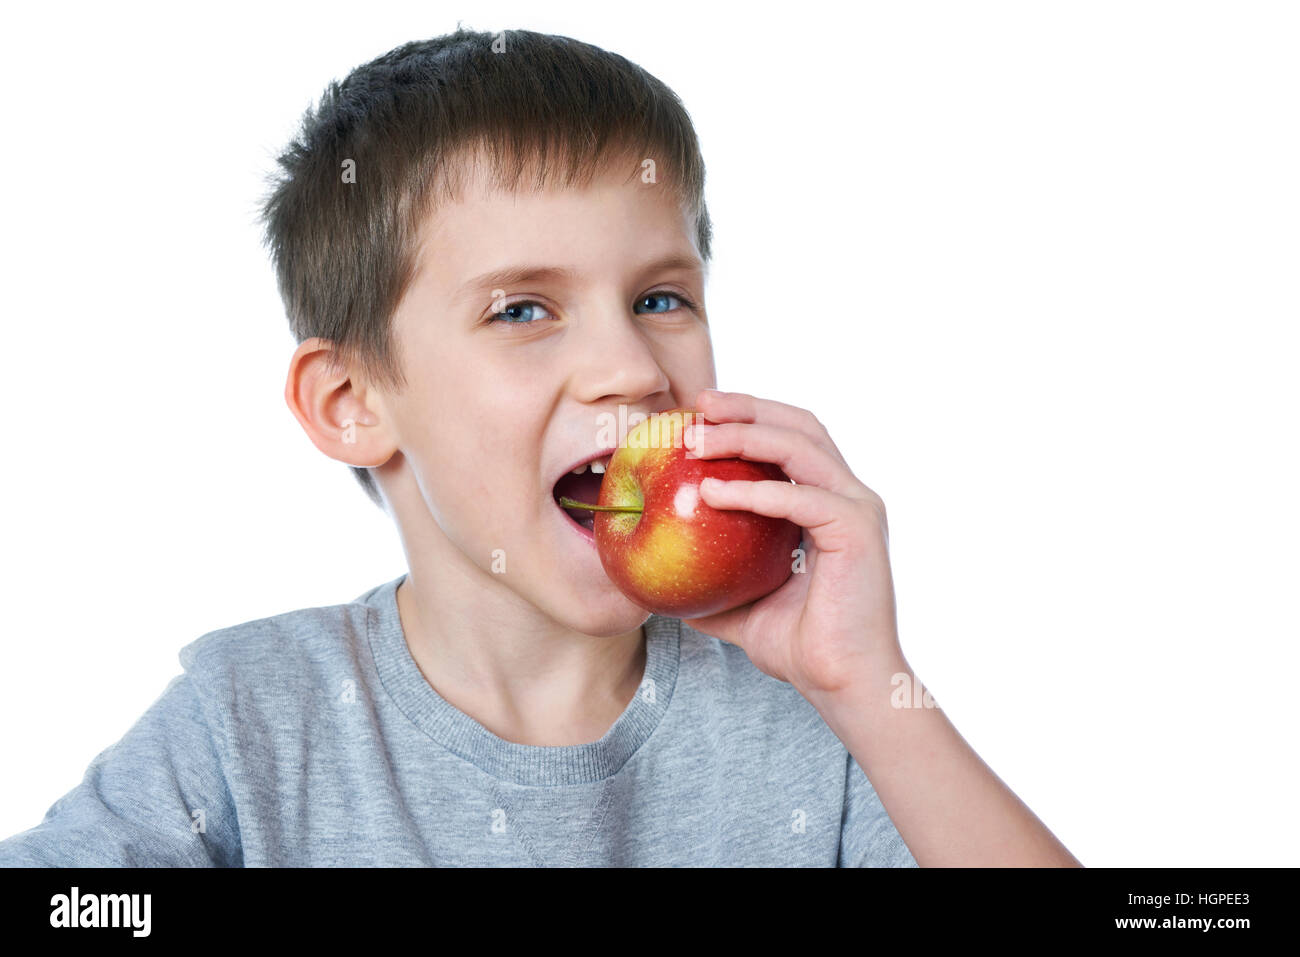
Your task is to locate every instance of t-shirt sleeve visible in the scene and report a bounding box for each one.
[0,672,241,867]
[839,752,918,867]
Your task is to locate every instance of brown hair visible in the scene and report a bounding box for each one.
[258,27,713,507]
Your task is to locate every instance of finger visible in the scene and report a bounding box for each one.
[681,602,754,646]
[686,420,868,500]
[694,390,848,467]
[699,477,875,555]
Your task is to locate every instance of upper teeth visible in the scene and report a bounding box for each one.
[570,455,612,475]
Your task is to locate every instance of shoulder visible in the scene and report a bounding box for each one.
[176,578,394,708]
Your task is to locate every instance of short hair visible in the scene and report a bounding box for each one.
[258,27,713,508]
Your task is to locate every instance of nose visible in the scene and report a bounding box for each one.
[569,299,673,408]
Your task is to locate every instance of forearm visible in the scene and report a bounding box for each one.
[806,650,1082,868]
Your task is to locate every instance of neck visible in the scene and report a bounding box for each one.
[388,488,648,747]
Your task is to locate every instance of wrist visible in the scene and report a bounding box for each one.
[798,642,912,717]
[800,648,944,772]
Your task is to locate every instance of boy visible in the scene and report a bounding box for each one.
[0,28,1079,867]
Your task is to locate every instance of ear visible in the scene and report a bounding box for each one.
[284,338,397,468]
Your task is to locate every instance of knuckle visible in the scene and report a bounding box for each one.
[858,494,886,525]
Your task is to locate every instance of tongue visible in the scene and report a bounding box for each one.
[555,469,604,525]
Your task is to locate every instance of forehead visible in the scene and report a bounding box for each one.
[414,145,701,278]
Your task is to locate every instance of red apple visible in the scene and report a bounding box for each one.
[560,408,803,618]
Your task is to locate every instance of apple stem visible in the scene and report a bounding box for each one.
[558,496,642,514]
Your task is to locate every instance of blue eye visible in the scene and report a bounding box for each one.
[636,291,692,314]
[490,301,554,324]
[487,290,698,325]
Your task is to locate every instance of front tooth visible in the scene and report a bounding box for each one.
[571,463,588,475]
[590,460,606,474]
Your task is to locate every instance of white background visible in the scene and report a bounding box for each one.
[0,0,1295,867]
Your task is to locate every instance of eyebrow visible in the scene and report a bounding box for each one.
[454,253,705,302]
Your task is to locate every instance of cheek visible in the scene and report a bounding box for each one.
[415,451,534,565]
[397,342,557,539]
[409,402,550,547]
[658,339,716,404]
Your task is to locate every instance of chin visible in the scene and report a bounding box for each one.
[550,593,652,638]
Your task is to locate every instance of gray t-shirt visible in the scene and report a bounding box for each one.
[0,575,917,867]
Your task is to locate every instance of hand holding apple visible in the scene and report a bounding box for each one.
[574,390,902,701]
[559,408,802,619]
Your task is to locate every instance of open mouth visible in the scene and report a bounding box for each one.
[552,454,613,532]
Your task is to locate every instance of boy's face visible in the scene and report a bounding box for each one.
[373,151,715,635]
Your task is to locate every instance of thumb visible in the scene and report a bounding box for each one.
[680,601,755,647]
